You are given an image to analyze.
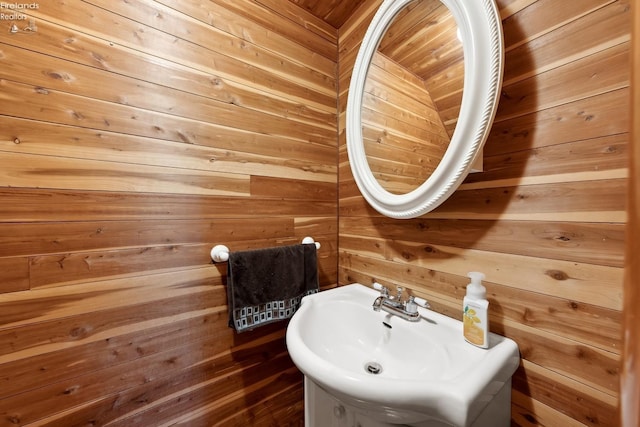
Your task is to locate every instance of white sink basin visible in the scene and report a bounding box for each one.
[286,283,519,426]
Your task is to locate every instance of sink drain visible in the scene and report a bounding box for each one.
[364,361,383,375]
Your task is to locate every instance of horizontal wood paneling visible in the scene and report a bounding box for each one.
[0,0,337,425]
[485,88,628,156]
[0,0,630,424]
[0,189,337,222]
[363,52,449,193]
[285,0,366,30]
[620,0,640,423]
[338,0,628,426]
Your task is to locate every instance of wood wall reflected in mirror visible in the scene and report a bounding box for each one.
[362,0,464,194]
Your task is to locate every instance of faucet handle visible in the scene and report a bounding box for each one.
[412,295,430,308]
[406,295,430,314]
[372,282,389,296]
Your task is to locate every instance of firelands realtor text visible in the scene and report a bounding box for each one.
[1,2,39,20]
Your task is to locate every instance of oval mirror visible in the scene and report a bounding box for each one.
[346,0,504,219]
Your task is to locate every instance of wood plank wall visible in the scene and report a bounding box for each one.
[621,2,639,425]
[338,0,629,426]
[0,0,337,425]
[363,52,450,194]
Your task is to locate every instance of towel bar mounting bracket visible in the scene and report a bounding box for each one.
[210,236,320,263]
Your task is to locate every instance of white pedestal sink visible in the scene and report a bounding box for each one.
[286,284,520,427]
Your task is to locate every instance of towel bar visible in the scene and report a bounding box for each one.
[210,236,320,263]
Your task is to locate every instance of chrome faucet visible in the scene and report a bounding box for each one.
[372,283,430,322]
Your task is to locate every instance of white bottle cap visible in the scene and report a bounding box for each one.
[467,271,486,299]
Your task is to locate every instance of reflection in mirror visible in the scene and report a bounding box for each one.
[362,0,464,194]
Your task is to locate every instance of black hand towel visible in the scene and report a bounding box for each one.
[227,243,319,333]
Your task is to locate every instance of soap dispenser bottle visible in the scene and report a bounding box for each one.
[463,272,489,348]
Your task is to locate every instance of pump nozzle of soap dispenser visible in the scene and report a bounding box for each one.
[466,272,486,299]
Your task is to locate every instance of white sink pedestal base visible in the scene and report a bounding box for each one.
[304,377,512,427]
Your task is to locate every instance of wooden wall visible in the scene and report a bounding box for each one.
[0,0,631,425]
[621,2,639,425]
[0,0,337,425]
[363,51,450,194]
[338,0,629,426]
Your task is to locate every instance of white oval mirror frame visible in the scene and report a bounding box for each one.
[346,0,504,219]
